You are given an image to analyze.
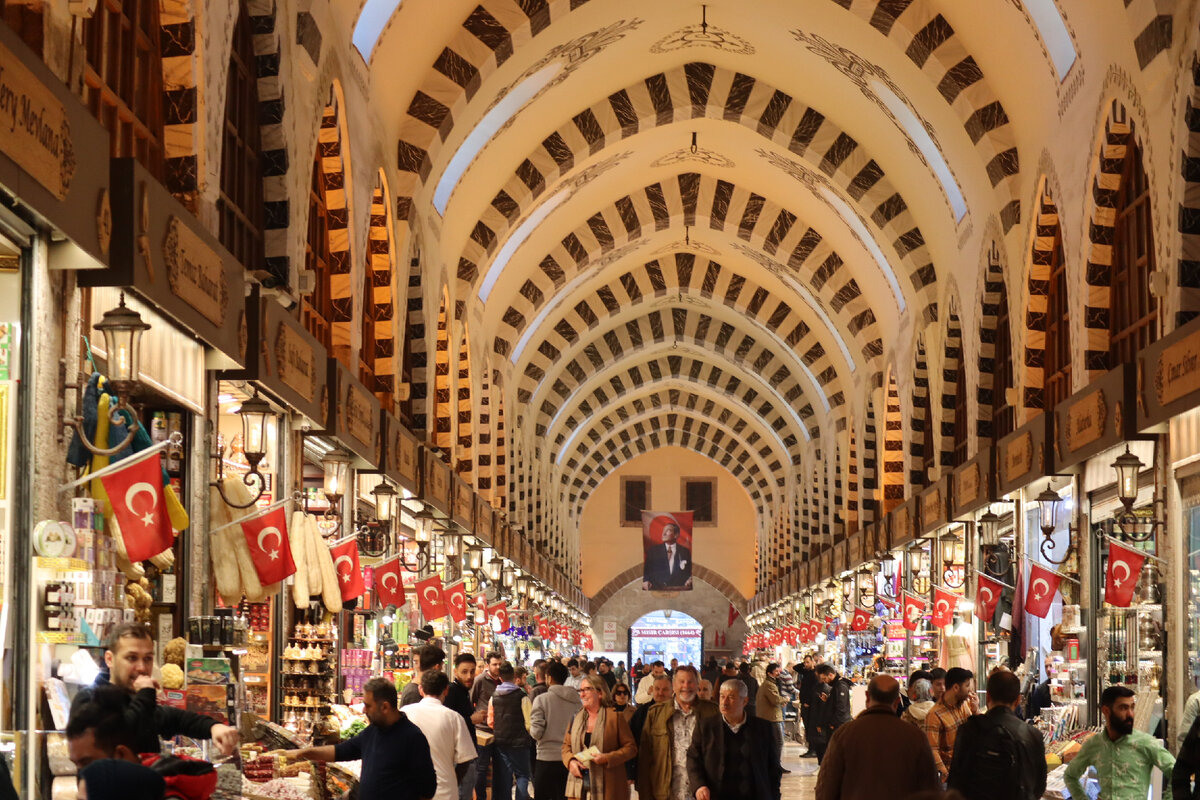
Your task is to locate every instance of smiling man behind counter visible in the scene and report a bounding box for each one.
[69,623,239,756]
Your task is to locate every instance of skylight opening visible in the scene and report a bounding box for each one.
[819,186,907,313]
[871,80,967,222]
[478,184,570,303]
[1021,0,1077,81]
[435,61,564,215]
[352,0,403,62]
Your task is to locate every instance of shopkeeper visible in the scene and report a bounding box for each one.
[71,624,239,755]
[284,677,437,800]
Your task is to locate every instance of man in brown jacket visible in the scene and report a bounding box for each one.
[814,674,939,800]
[637,666,718,800]
[755,663,790,773]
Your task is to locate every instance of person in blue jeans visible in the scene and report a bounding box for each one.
[487,662,533,800]
[471,652,503,800]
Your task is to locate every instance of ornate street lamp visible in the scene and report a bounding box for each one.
[211,394,275,508]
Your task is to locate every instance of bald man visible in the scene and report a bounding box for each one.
[815,675,939,800]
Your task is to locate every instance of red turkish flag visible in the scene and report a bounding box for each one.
[1105,541,1147,608]
[931,586,958,628]
[975,574,1004,621]
[415,575,447,620]
[241,506,296,585]
[901,592,926,631]
[444,582,468,622]
[536,617,550,639]
[329,539,365,601]
[374,558,406,608]
[728,603,740,628]
[850,607,871,632]
[100,452,174,562]
[1025,562,1063,619]
[488,602,509,632]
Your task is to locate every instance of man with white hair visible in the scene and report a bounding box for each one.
[686,679,782,800]
[637,665,718,800]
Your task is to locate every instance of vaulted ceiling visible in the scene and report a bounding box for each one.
[339,0,1134,584]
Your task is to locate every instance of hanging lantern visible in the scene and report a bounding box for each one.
[371,480,398,527]
[977,509,1002,547]
[1035,485,1063,538]
[1111,446,1144,513]
[236,395,272,466]
[322,449,353,503]
[95,293,151,389]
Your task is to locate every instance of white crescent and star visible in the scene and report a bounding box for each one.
[935,599,951,621]
[381,572,399,593]
[257,527,282,561]
[905,602,922,622]
[1112,560,1131,587]
[125,482,158,527]
[978,586,996,607]
[1031,577,1050,601]
[334,554,354,583]
[449,590,465,610]
[422,586,441,603]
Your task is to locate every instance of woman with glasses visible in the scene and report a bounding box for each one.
[562,675,636,800]
[611,684,634,721]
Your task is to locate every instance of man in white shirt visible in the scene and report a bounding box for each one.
[403,670,477,800]
[636,661,667,704]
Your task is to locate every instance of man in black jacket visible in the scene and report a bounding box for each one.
[686,679,781,800]
[71,623,238,756]
[809,664,852,764]
[947,670,1046,800]
[794,655,818,755]
[445,653,480,800]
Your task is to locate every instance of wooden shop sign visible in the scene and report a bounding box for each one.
[474,496,494,546]
[80,159,245,367]
[889,498,916,548]
[848,531,863,567]
[452,474,474,533]
[0,24,109,266]
[275,319,318,403]
[1138,315,1200,431]
[951,446,994,519]
[382,412,420,496]
[421,446,452,517]
[1054,364,1133,471]
[0,37,74,201]
[325,359,380,467]
[820,549,832,582]
[833,539,848,575]
[996,413,1052,496]
[919,477,948,536]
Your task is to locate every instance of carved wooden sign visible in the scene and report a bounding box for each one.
[1003,432,1032,485]
[956,463,980,509]
[423,448,452,516]
[0,40,75,200]
[1064,390,1106,453]
[452,476,474,532]
[849,532,863,567]
[1139,317,1200,431]
[891,502,913,547]
[344,381,374,449]
[1156,325,1200,407]
[921,484,945,534]
[164,216,228,326]
[475,496,494,545]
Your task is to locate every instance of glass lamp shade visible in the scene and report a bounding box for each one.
[95,293,151,385]
[465,544,483,571]
[322,449,352,499]
[444,534,461,558]
[371,480,398,524]
[1035,486,1062,534]
[414,515,432,544]
[792,596,802,614]
[1111,446,1144,506]
[487,557,504,582]
[977,510,1002,547]
[880,554,896,579]
[237,396,272,459]
[502,565,516,590]
[516,576,530,596]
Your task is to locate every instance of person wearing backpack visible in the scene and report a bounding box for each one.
[946,670,1046,800]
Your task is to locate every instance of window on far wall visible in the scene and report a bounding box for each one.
[620,476,649,527]
[682,477,717,526]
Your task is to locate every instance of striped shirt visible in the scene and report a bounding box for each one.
[925,701,970,778]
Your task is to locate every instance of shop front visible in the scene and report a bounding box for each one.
[919,477,973,671]
[0,18,113,796]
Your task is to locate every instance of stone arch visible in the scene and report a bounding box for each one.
[882,368,904,511]
[590,564,748,611]
[1177,48,1200,327]
[247,0,292,287]
[1080,99,1156,383]
[845,418,860,536]
[976,240,1007,442]
[486,176,886,374]
[160,0,201,207]
[316,83,354,358]
[939,299,964,467]
[433,288,453,457]
[455,325,473,480]
[1123,0,1176,68]
[402,245,428,431]
[364,171,397,405]
[909,337,932,489]
[492,371,508,506]
[861,394,878,526]
[1022,179,1058,419]
[832,443,845,543]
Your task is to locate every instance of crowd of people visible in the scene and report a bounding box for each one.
[57,627,1200,800]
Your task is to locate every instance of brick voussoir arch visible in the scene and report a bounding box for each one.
[460,69,940,322]
[391,0,594,220]
[561,401,786,505]
[486,177,886,369]
[525,304,834,450]
[566,426,773,520]
[589,565,749,609]
[824,0,1020,228]
[538,337,821,457]
[248,0,294,287]
[516,251,851,413]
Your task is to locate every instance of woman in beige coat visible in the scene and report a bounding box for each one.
[562,675,636,800]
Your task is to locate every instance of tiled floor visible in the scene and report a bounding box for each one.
[781,741,820,799]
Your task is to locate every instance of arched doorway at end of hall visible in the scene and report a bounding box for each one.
[630,609,704,668]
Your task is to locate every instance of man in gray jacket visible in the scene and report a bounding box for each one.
[529,661,581,800]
